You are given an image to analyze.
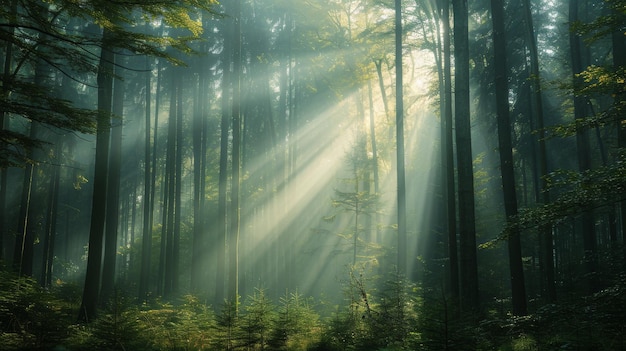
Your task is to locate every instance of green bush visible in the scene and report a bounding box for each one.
[0,269,74,350]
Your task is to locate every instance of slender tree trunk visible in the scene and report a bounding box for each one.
[163,70,179,297]
[229,0,242,308]
[490,0,527,316]
[101,62,125,301]
[440,0,459,303]
[287,54,299,292]
[441,0,460,303]
[172,72,183,294]
[0,0,18,261]
[78,28,115,322]
[191,58,205,293]
[152,57,162,225]
[453,0,479,312]
[569,0,598,293]
[139,55,152,302]
[41,143,61,287]
[216,6,233,305]
[14,155,35,276]
[395,0,407,276]
[522,0,556,303]
[367,80,380,244]
[157,111,171,296]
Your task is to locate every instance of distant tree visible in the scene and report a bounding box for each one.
[395,0,408,275]
[138,54,153,302]
[328,142,380,266]
[161,69,181,297]
[229,0,243,309]
[40,142,61,287]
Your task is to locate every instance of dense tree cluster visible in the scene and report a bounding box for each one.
[1,0,625,350]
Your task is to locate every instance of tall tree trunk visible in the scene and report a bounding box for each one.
[395,0,407,275]
[41,143,61,287]
[0,0,18,261]
[172,72,183,294]
[157,93,171,296]
[367,80,380,244]
[216,5,234,305]
[101,62,125,301]
[229,0,242,308]
[569,0,598,293]
[191,57,206,293]
[490,0,527,316]
[440,0,459,302]
[78,28,115,322]
[139,55,152,302]
[163,70,179,297]
[522,0,556,303]
[453,0,479,312]
[14,152,36,276]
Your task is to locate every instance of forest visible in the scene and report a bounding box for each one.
[1,0,625,350]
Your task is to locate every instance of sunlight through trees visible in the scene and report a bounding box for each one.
[1,0,626,350]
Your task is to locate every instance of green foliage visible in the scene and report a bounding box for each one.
[369,272,417,349]
[314,269,417,351]
[571,0,626,43]
[240,288,275,350]
[270,290,320,351]
[0,268,74,350]
[71,295,145,350]
[213,299,240,350]
[472,276,626,350]
[480,154,626,248]
[2,262,625,351]
[0,0,219,168]
[138,295,216,351]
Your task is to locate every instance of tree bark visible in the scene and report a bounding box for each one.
[101,61,125,301]
[522,0,556,303]
[229,0,242,308]
[490,0,527,316]
[78,28,115,322]
[569,0,598,293]
[41,143,61,287]
[216,9,232,305]
[0,0,18,261]
[172,72,183,294]
[163,70,179,297]
[395,0,407,276]
[191,54,206,293]
[453,0,479,312]
[139,55,152,302]
[440,0,459,302]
